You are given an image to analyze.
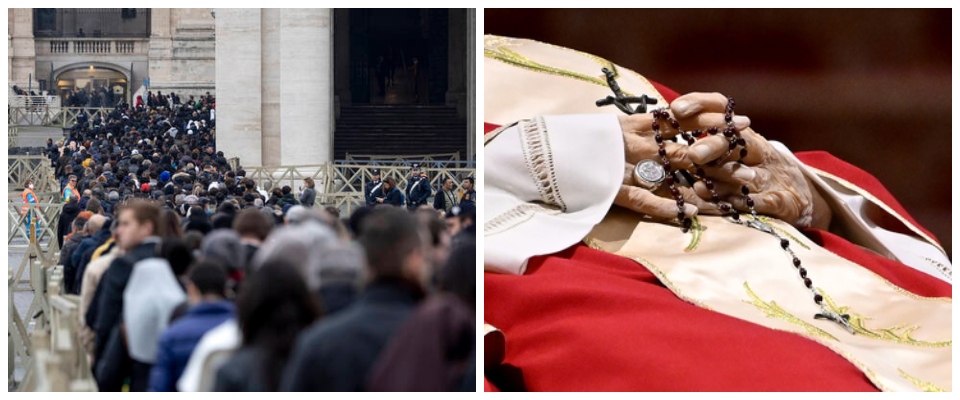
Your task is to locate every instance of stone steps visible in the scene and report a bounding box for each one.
[334,105,467,159]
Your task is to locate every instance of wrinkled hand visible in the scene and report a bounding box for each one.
[614,104,749,221]
[671,93,832,229]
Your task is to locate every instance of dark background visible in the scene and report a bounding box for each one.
[485,9,951,257]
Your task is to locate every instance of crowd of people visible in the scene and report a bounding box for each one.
[20,90,476,391]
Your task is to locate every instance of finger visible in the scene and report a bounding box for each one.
[679,113,749,133]
[623,163,635,185]
[614,185,698,220]
[727,191,797,219]
[693,180,739,202]
[677,185,723,215]
[686,123,757,166]
[670,92,731,119]
[624,137,695,170]
[700,161,765,189]
[619,112,682,138]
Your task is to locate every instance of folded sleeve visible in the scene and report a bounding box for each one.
[484,114,624,274]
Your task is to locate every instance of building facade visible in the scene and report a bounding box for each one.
[8,8,215,100]
[9,8,475,168]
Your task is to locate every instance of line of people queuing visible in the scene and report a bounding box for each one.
[36,95,476,391]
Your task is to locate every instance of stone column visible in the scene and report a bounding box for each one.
[279,8,334,166]
[148,8,173,88]
[446,9,466,118]
[466,8,476,161]
[215,8,263,167]
[260,8,281,167]
[333,9,350,113]
[9,8,37,90]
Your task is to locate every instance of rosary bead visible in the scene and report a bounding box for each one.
[793,257,801,267]
[662,161,672,171]
[720,203,731,212]
[652,121,660,131]
[705,180,715,190]
[677,211,685,221]
[686,137,695,145]
[741,186,750,195]
[814,294,824,303]
[670,119,680,129]
[745,197,755,208]
[729,140,738,150]
[725,127,735,137]
[799,268,808,278]
[682,217,693,230]
[780,238,790,249]
[730,213,740,220]
[654,134,663,143]
[652,109,662,119]
[670,187,680,197]
[803,278,812,288]
[711,193,720,203]
[677,198,685,207]
[658,148,667,157]
[664,175,675,185]
[737,138,746,146]
[724,114,733,123]
[707,127,718,135]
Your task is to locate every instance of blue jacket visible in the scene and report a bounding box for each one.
[148,301,236,392]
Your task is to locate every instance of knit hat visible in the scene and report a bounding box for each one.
[159,171,171,182]
[140,183,150,192]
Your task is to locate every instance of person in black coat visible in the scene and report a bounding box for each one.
[87,200,163,391]
[57,197,81,248]
[371,178,403,207]
[404,164,432,210]
[281,207,424,391]
[364,169,383,206]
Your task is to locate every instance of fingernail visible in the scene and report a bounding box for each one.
[732,166,756,181]
[733,115,750,130]
[683,204,698,216]
[672,100,692,118]
[690,144,712,163]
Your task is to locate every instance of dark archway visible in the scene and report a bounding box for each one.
[339,8,448,105]
[53,63,129,107]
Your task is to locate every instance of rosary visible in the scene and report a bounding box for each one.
[597,68,855,334]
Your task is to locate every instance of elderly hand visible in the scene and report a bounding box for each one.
[671,93,832,229]
[614,107,749,221]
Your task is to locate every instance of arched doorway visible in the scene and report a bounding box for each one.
[54,64,129,107]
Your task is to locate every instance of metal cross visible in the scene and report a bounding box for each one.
[595,68,658,115]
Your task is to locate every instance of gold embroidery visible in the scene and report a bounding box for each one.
[819,289,951,348]
[742,282,839,341]
[756,215,811,250]
[684,216,704,252]
[898,369,946,392]
[484,46,632,96]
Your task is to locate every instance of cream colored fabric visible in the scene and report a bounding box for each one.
[484,115,624,274]
[586,209,951,392]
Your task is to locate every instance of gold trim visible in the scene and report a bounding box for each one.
[819,289,951,348]
[621,254,713,311]
[683,215,704,252]
[806,166,946,257]
[743,282,839,342]
[484,46,632,96]
[897,369,946,392]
